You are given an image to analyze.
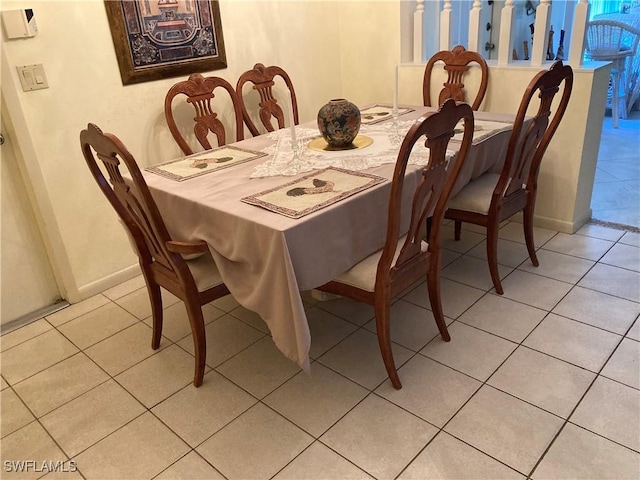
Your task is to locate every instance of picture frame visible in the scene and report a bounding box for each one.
[104,0,227,85]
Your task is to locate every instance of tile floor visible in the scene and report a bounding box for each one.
[1,221,639,479]
[591,109,640,229]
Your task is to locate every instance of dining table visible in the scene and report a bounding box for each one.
[141,104,519,372]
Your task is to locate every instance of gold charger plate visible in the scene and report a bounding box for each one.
[308,135,373,152]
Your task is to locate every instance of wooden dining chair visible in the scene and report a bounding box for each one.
[236,63,299,137]
[80,123,230,387]
[317,99,475,389]
[164,73,244,155]
[423,45,489,111]
[445,61,574,295]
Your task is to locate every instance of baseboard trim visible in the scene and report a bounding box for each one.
[77,264,142,300]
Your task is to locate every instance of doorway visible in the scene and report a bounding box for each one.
[1,117,63,328]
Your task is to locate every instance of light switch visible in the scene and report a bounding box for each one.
[16,64,48,91]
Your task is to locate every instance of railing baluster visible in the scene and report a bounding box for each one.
[498,0,515,65]
[569,0,590,65]
[414,0,425,63]
[469,0,482,52]
[441,0,452,50]
[531,0,552,65]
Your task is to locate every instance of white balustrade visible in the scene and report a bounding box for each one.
[498,0,515,65]
[414,0,425,63]
[441,0,452,50]
[569,0,590,65]
[468,0,482,52]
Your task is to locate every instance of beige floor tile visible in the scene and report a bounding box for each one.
[73,412,189,480]
[421,322,517,381]
[152,370,256,447]
[619,231,640,247]
[441,225,486,253]
[523,314,622,372]
[305,307,358,359]
[403,278,484,320]
[445,385,564,475]
[376,355,481,427]
[520,249,595,284]
[576,224,625,242]
[578,263,640,302]
[318,328,413,390]
[46,295,110,327]
[628,319,640,341]
[532,423,640,479]
[209,294,241,313]
[84,322,170,376]
[115,288,180,320]
[176,314,264,367]
[600,243,640,272]
[101,275,145,300]
[441,248,463,268]
[197,403,313,480]
[498,222,557,246]
[601,338,640,389]
[321,395,437,479]
[0,318,52,353]
[467,238,532,268]
[1,388,35,438]
[552,286,640,335]
[58,302,138,349]
[1,375,8,390]
[499,270,573,311]
[315,296,375,326]
[115,344,198,407]
[363,299,445,352]
[216,336,300,398]
[39,463,84,479]
[40,380,145,457]
[274,442,374,479]
[399,432,525,479]
[488,346,596,418]
[142,302,225,342]
[457,294,546,342]
[541,232,614,261]
[0,422,67,480]
[156,451,225,480]
[13,353,109,417]
[0,330,78,384]
[264,363,368,437]
[229,305,270,333]
[571,376,640,451]
[442,255,512,291]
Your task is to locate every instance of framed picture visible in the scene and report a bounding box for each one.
[104,0,227,85]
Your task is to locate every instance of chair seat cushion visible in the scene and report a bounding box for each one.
[448,173,500,214]
[333,235,428,292]
[187,252,225,292]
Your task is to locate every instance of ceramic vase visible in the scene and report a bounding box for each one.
[317,99,361,148]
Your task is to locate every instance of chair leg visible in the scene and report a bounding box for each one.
[184,300,207,387]
[486,222,504,295]
[612,71,620,129]
[374,299,401,389]
[523,201,539,267]
[454,220,462,241]
[146,281,163,350]
[427,264,450,342]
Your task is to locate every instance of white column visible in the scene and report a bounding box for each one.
[468,0,482,52]
[414,0,425,63]
[569,0,590,66]
[440,0,452,51]
[531,0,552,66]
[497,0,515,65]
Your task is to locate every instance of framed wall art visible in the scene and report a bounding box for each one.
[104,0,227,85]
